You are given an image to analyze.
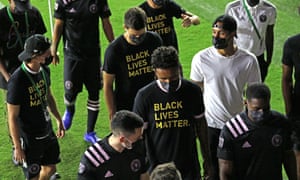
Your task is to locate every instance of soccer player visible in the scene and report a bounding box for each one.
[281,33,300,179]
[190,14,261,179]
[133,46,211,179]
[225,0,277,81]
[77,110,149,180]
[7,34,65,180]
[139,0,200,51]
[0,0,49,169]
[218,83,296,180]
[51,0,115,143]
[0,0,47,90]
[103,7,162,120]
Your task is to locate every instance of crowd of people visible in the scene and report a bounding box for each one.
[0,0,299,179]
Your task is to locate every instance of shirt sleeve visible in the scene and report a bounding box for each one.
[281,38,293,67]
[190,51,204,82]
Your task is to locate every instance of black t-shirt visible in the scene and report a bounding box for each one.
[139,0,185,50]
[103,31,162,111]
[282,34,300,114]
[79,135,148,180]
[133,79,204,180]
[0,6,46,73]
[217,111,293,180]
[7,65,52,136]
[54,0,111,50]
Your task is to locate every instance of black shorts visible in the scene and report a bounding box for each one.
[63,47,101,97]
[22,131,60,179]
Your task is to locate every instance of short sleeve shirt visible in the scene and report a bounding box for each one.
[0,6,46,73]
[190,47,261,129]
[139,0,185,50]
[225,0,277,56]
[133,79,204,180]
[282,34,300,110]
[54,0,111,50]
[103,31,162,111]
[7,65,51,136]
[217,111,292,179]
[79,135,148,180]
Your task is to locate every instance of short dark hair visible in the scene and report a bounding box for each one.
[111,110,144,136]
[150,162,182,180]
[124,7,147,30]
[246,83,271,101]
[212,14,237,33]
[151,46,180,69]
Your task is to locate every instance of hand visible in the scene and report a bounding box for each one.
[181,14,192,28]
[13,147,26,165]
[56,120,65,138]
[52,53,60,66]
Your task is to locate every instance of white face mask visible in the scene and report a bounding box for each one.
[121,137,133,150]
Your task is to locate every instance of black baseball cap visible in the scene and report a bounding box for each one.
[18,34,51,62]
[14,0,32,12]
[212,14,237,33]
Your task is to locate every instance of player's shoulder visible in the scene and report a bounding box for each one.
[226,0,241,9]
[137,81,156,95]
[139,1,148,9]
[83,138,114,168]
[223,112,251,139]
[262,0,276,9]
[146,31,162,41]
[236,48,257,61]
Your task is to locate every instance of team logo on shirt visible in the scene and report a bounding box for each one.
[259,14,267,22]
[89,3,98,14]
[28,164,40,175]
[271,134,282,147]
[130,159,141,172]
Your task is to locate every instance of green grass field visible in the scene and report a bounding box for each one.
[0,0,299,179]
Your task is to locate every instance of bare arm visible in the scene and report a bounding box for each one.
[0,47,10,81]
[219,159,233,180]
[283,150,297,180]
[294,151,300,180]
[51,18,64,65]
[140,172,150,180]
[0,58,10,82]
[181,11,200,28]
[7,103,26,163]
[101,17,114,43]
[265,25,274,65]
[47,88,65,138]
[103,71,116,121]
[282,64,293,115]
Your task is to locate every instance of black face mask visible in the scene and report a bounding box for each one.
[212,37,228,49]
[152,0,166,6]
[129,33,146,45]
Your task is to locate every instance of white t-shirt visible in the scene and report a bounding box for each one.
[190,47,261,129]
[225,0,276,56]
